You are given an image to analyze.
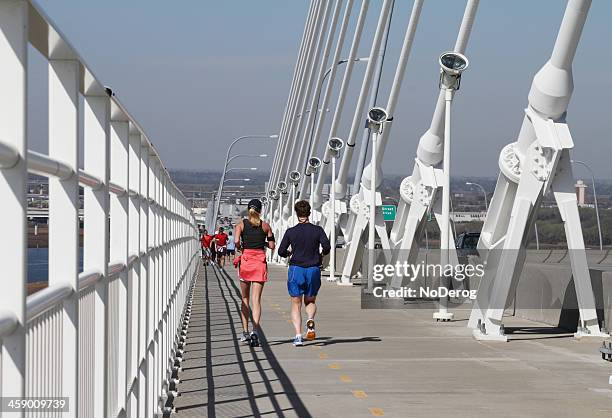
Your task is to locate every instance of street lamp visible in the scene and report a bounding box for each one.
[305,157,322,209]
[226,167,257,174]
[365,107,390,291]
[277,181,288,223]
[305,57,369,161]
[227,153,269,165]
[327,138,344,282]
[212,134,278,231]
[266,189,278,219]
[435,51,468,321]
[289,170,301,225]
[224,178,251,183]
[465,182,488,211]
[571,160,603,251]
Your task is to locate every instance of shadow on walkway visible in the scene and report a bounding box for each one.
[172,264,312,418]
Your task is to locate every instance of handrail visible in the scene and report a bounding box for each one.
[0,141,19,169]
[78,168,103,191]
[0,2,199,416]
[26,282,73,322]
[28,150,74,180]
[108,261,127,280]
[109,181,127,196]
[78,270,103,291]
[0,310,19,339]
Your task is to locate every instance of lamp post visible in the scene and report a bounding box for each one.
[227,153,268,165]
[435,52,469,321]
[224,178,251,183]
[466,182,488,211]
[365,107,391,291]
[215,169,256,221]
[305,157,322,209]
[289,171,301,225]
[305,58,369,160]
[327,138,344,282]
[212,134,278,231]
[571,160,603,251]
[277,181,288,223]
[226,167,258,174]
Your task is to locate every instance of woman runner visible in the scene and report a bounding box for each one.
[234,199,275,347]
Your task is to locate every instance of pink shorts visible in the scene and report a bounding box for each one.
[238,249,268,282]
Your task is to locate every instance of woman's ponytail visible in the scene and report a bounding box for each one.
[248,208,261,227]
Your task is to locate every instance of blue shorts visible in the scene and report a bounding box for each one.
[287,265,321,298]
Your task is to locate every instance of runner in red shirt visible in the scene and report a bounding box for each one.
[213,227,229,268]
[200,229,213,266]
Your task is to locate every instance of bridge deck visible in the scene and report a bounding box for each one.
[172,263,612,417]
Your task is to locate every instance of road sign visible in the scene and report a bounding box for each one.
[382,205,396,222]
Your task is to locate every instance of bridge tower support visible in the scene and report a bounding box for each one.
[468,0,607,341]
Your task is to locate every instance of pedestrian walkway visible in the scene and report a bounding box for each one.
[172,263,612,417]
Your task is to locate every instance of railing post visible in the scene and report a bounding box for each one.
[109,119,130,415]
[161,175,169,401]
[127,128,142,416]
[146,155,157,417]
[151,158,161,412]
[83,91,111,418]
[139,142,150,418]
[0,0,28,409]
[48,56,80,417]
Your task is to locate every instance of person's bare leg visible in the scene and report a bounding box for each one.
[250,282,265,331]
[304,296,317,320]
[240,281,251,333]
[291,296,303,335]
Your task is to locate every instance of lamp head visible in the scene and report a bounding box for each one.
[277,180,288,193]
[289,170,301,185]
[366,107,390,133]
[268,189,279,200]
[439,51,469,90]
[305,157,322,175]
[328,137,344,158]
[260,196,269,205]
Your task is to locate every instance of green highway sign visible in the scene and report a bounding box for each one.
[382,205,396,222]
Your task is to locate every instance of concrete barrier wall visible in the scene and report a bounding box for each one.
[334,246,612,331]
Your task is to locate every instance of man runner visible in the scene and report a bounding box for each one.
[200,229,213,266]
[277,200,331,346]
[213,227,229,268]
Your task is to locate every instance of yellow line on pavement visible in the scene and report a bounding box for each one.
[369,407,384,416]
[339,374,352,383]
[328,363,341,370]
[319,353,328,359]
[352,390,368,399]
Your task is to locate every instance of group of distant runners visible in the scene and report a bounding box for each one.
[200,199,330,347]
[200,226,237,268]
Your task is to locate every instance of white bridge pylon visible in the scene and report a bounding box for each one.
[266,0,607,344]
[468,0,607,341]
[342,0,478,302]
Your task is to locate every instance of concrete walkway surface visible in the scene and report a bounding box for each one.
[171,262,612,417]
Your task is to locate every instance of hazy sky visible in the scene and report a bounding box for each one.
[30,0,612,179]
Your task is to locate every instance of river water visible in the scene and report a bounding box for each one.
[28,248,84,283]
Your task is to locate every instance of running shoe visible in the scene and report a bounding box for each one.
[293,335,304,347]
[249,331,260,347]
[239,331,250,344]
[305,319,316,341]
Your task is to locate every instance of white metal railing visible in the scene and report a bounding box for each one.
[0,1,199,417]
